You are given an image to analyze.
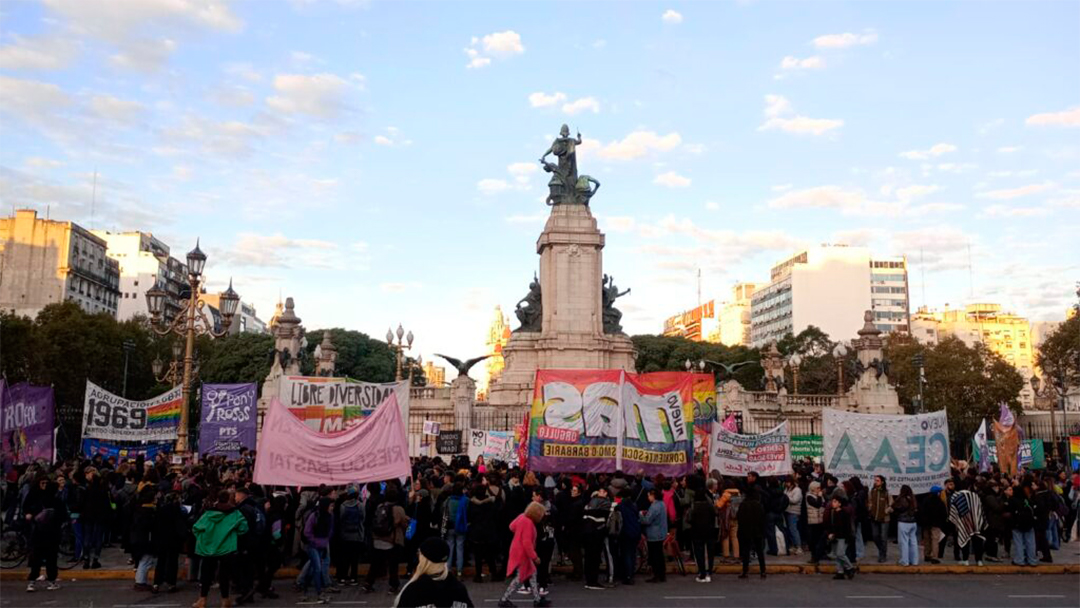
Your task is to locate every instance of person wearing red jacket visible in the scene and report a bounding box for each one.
[497,502,550,608]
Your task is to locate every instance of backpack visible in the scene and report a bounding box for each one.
[607,504,623,537]
[373,502,394,537]
[728,495,743,521]
[340,502,363,537]
[251,508,267,538]
[453,496,468,535]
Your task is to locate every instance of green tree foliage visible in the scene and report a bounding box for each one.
[1035,314,1079,393]
[197,332,274,385]
[301,328,397,382]
[885,333,1023,438]
[630,334,763,389]
[775,326,856,395]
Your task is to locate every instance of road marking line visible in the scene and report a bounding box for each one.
[1008,596,1065,599]
[847,596,904,599]
[663,597,726,600]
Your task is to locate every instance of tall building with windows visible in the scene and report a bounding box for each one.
[477,306,511,400]
[201,294,266,335]
[663,300,716,341]
[749,245,910,347]
[911,303,1035,407]
[0,209,120,318]
[714,283,757,346]
[91,230,188,322]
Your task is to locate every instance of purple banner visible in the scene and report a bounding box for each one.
[1,381,55,464]
[199,383,257,458]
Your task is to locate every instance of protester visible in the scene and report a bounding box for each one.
[782,477,803,556]
[868,475,890,563]
[736,486,766,579]
[688,486,717,582]
[892,485,918,567]
[337,484,365,585]
[581,485,611,590]
[192,490,248,608]
[828,488,856,580]
[365,486,409,594]
[24,479,68,592]
[497,502,551,608]
[642,488,668,583]
[395,537,474,608]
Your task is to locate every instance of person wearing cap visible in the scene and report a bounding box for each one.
[393,537,473,608]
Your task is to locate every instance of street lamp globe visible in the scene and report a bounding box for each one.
[152,358,163,377]
[219,279,240,319]
[145,284,167,318]
[834,342,848,357]
[396,324,405,341]
[684,359,692,371]
[406,330,414,349]
[171,341,183,361]
[386,328,394,344]
[186,240,207,277]
[790,353,802,367]
[1030,375,1041,394]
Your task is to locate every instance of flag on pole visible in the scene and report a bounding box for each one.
[974,419,990,473]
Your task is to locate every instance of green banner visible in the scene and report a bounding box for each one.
[972,438,1045,470]
[791,435,823,459]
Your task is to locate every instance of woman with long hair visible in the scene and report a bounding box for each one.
[394,538,473,608]
[497,502,550,608]
[191,490,248,608]
[893,485,918,566]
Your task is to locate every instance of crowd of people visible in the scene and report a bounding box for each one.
[2,448,1079,608]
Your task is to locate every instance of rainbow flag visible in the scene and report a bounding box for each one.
[147,398,180,428]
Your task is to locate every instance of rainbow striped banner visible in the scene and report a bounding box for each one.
[83,381,181,442]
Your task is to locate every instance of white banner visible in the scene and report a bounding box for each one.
[82,381,181,442]
[278,377,410,434]
[823,408,950,494]
[709,421,791,477]
[468,429,518,467]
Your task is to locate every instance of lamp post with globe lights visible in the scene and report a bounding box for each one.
[152,341,184,387]
[387,324,414,381]
[145,241,240,453]
[833,342,849,395]
[788,353,803,394]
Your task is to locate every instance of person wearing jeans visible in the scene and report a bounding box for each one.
[78,469,111,569]
[1008,481,1038,567]
[892,485,919,566]
[868,476,891,563]
[191,491,248,608]
[783,479,803,555]
[828,491,856,580]
[301,498,335,601]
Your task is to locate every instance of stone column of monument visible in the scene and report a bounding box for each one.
[451,376,477,431]
[489,125,635,408]
[316,331,338,376]
[848,310,902,414]
[257,297,305,429]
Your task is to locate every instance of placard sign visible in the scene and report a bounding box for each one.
[82,381,180,442]
[469,429,518,466]
[199,383,257,458]
[710,421,791,476]
[437,430,462,455]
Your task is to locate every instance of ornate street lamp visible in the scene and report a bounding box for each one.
[788,353,803,395]
[146,240,239,453]
[833,342,849,396]
[388,324,415,381]
[152,341,184,386]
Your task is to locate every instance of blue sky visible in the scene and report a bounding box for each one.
[1,0,1078,364]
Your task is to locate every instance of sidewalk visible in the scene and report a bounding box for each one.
[4,542,1078,581]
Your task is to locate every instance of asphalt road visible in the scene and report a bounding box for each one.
[2,575,1079,608]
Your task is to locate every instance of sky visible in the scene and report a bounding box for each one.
[1,0,1078,367]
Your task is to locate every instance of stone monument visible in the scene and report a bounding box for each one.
[847,310,901,414]
[257,297,305,429]
[489,125,636,407]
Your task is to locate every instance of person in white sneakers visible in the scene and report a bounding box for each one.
[783,478,803,556]
[24,477,69,593]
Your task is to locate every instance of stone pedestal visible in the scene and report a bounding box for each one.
[847,310,902,414]
[489,204,636,407]
[451,375,476,430]
[257,297,304,430]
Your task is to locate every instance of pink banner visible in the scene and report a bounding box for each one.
[254,392,410,486]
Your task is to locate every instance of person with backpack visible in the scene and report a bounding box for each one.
[191,490,248,608]
[299,497,335,603]
[689,487,717,582]
[441,481,468,578]
[337,485,365,585]
[232,484,267,605]
[581,486,611,590]
[467,481,500,584]
[716,480,741,563]
[364,486,409,594]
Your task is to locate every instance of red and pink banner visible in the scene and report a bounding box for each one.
[254,392,410,486]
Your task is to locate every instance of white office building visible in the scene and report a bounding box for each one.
[749,245,910,347]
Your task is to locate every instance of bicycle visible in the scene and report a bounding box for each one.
[0,519,80,570]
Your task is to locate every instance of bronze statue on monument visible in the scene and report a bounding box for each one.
[540,124,598,206]
[514,273,542,332]
[602,274,630,334]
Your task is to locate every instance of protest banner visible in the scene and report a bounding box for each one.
[527,369,695,475]
[199,383,257,458]
[791,435,823,460]
[254,392,410,486]
[710,421,791,476]
[623,372,694,476]
[82,381,180,442]
[82,438,171,461]
[972,438,1046,470]
[823,408,950,494]
[279,376,409,433]
[1070,436,1080,471]
[423,420,441,436]
[437,430,462,455]
[469,429,519,466]
[1,381,55,464]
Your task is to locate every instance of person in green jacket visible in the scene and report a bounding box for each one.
[191,491,248,608]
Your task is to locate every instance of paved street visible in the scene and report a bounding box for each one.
[3,575,1079,608]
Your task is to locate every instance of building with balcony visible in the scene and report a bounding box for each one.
[201,294,266,335]
[90,230,189,323]
[0,209,120,318]
[663,300,716,342]
[749,245,910,347]
[713,283,758,346]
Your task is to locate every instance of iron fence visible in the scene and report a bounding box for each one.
[406,408,529,437]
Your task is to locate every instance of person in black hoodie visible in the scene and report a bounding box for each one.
[763,478,786,556]
[25,479,69,592]
[394,537,473,608]
[233,484,267,605]
[736,487,766,579]
[689,487,717,582]
[827,488,855,580]
[130,485,158,591]
[468,481,500,583]
[153,491,186,593]
[79,467,111,569]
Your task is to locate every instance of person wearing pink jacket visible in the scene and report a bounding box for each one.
[497,503,550,608]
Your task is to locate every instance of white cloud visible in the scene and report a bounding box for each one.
[978,118,1004,135]
[758,95,842,136]
[159,115,271,159]
[216,232,340,269]
[982,204,1050,218]
[465,30,523,68]
[477,178,512,194]
[0,35,76,70]
[767,183,955,217]
[562,97,600,115]
[210,84,255,107]
[653,171,691,188]
[24,156,64,169]
[890,225,973,271]
[507,162,537,176]
[88,94,145,123]
[661,9,684,24]
[529,91,567,108]
[0,75,72,125]
[976,182,1054,200]
[1025,106,1080,128]
[464,53,491,69]
[895,184,940,202]
[771,184,793,192]
[380,282,422,293]
[581,130,682,161]
[997,146,1023,154]
[266,73,353,119]
[109,37,177,72]
[812,29,878,49]
[601,216,637,232]
[223,62,262,82]
[684,143,707,154]
[899,143,957,160]
[780,55,825,70]
[704,201,720,211]
[935,162,977,174]
[374,135,393,146]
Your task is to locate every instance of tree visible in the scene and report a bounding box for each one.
[198,332,274,386]
[775,326,856,395]
[1035,314,1079,397]
[885,334,1023,441]
[630,334,763,390]
[302,328,397,382]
